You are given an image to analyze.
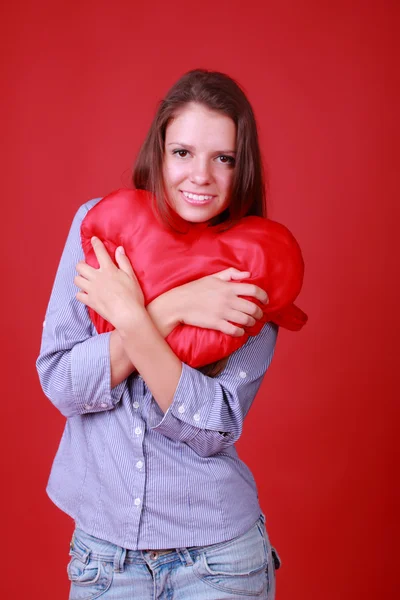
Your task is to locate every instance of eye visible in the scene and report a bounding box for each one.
[172,149,190,158]
[217,155,235,166]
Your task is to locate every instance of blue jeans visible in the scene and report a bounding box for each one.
[67,514,281,599]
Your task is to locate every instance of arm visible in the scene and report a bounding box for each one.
[36,201,189,416]
[109,267,269,388]
[36,201,131,418]
[146,321,278,457]
[116,309,278,457]
[109,294,181,388]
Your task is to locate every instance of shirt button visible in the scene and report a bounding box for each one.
[136,461,143,469]
[193,413,200,422]
[100,402,108,408]
[84,404,93,410]
[178,405,185,414]
[135,427,142,436]
[133,402,139,409]
[239,371,247,378]
[134,498,141,506]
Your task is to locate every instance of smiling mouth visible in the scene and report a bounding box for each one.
[181,191,215,203]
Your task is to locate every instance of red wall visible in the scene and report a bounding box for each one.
[2,1,397,598]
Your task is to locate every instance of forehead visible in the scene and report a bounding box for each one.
[165,103,236,149]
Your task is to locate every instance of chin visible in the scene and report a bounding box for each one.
[175,206,220,223]
[172,197,228,224]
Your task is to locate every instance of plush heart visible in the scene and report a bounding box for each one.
[81,189,307,367]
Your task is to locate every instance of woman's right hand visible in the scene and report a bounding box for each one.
[148,268,268,338]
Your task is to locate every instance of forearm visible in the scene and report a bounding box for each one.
[117,307,183,413]
[109,330,136,388]
[146,322,278,456]
[118,314,277,455]
[110,290,181,388]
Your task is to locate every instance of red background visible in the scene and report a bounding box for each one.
[1,1,397,598]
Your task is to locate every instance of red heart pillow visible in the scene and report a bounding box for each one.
[81,189,307,367]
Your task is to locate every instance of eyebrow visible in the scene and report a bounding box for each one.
[167,142,236,155]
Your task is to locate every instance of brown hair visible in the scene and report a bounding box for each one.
[133,69,268,376]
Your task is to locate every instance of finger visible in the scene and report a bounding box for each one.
[230,282,269,304]
[76,291,89,305]
[74,275,90,293]
[212,268,251,282]
[115,246,136,279]
[76,261,95,278]
[225,309,256,328]
[227,270,251,281]
[232,298,264,320]
[91,236,114,269]
[217,320,245,337]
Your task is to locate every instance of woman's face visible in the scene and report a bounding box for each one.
[163,102,237,223]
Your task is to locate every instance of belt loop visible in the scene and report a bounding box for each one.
[113,545,127,573]
[176,548,194,567]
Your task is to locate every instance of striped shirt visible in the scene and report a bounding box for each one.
[36,198,278,550]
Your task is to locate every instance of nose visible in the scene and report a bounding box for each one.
[190,157,212,186]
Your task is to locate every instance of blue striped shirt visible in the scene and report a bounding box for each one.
[36,198,278,550]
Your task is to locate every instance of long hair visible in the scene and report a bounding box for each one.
[133,69,268,375]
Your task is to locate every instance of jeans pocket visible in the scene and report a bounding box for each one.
[193,518,268,597]
[67,532,113,600]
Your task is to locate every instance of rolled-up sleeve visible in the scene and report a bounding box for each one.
[148,322,278,457]
[36,200,127,418]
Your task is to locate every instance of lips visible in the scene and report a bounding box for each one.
[180,190,215,205]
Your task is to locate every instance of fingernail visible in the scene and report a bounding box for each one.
[117,246,125,255]
[263,296,269,304]
[91,236,97,244]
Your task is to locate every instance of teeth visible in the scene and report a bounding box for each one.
[183,191,213,201]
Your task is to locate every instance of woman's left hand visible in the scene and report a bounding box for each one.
[74,236,145,330]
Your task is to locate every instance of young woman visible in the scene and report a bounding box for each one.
[37,69,290,599]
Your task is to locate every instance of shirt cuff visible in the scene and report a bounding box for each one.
[70,332,126,414]
[149,362,217,441]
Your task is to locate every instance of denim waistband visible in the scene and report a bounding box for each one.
[70,513,266,571]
